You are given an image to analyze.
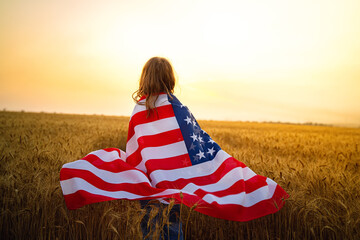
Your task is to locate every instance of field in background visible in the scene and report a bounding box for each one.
[1,111,359,239]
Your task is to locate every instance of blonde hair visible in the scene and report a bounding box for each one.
[132,57,176,117]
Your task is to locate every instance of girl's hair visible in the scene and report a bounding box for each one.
[132,57,176,117]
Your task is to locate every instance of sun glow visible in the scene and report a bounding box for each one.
[1,0,359,125]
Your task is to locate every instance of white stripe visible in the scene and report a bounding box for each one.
[180,167,256,194]
[62,160,150,184]
[126,116,180,158]
[141,141,187,161]
[150,150,231,186]
[135,141,188,172]
[80,149,120,163]
[202,178,277,206]
[61,177,277,207]
[61,177,180,198]
[64,152,257,197]
[130,94,170,120]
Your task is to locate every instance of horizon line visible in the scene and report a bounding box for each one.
[2,108,360,129]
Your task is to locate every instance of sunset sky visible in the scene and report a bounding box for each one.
[1,0,359,126]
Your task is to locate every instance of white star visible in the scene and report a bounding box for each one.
[201,129,206,134]
[184,116,192,125]
[207,147,215,156]
[180,104,185,108]
[190,133,198,142]
[196,150,205,159]
[198,135,204,143]
[208,138,215,144]
[192,120,197,126]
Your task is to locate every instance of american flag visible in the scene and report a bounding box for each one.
[60,93,288,221]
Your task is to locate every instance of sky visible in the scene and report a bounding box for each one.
[1,0,359,126]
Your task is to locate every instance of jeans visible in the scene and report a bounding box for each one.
[140,200,184,240]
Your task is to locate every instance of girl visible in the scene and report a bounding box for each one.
[133,57,183,239]
[60,56,288,239]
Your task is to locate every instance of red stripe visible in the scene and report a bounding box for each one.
[146,154,192,175]
[101,148,121,153]
[60,156,148,182]
[60,169,164,196]
[64,190,117,210]
[68,155,143,174]
[161,186,289,222]
[126,128,184,167]
[64,190,170,210]
[60,164,266,199]
[155,157,247,189]
[64,185,289,222]
[188,185,289,222]
[127,104,175,141]
[193,174,268,199]
[80,156,126,173]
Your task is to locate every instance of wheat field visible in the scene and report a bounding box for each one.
[0,110,359,239]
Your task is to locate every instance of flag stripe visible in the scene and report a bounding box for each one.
[202,178,277,206]
[61,177,180,198]
[179,167,257,194]
[81,149,126,166]
[193,175,268,198]
[60,161,266,196]
[126,116,180,158]
[80,155,130,172]
[82,149,122,163]
[60,160,149,184]
[63,186,286,222]
[129,94,170,121]
[190,185,287,222]
[126,128,184,167]
[127,104,175,139]
[145,154,192,174]
[135,141,188,172]
[64,190,117,210]
[60,176,277,207]
[61,170,159,195]
[60,167,266,199]
[150,150,246,186]
[155,157,251,191]
[141,141,188,161]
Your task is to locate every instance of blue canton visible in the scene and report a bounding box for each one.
[169,94,221,165]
